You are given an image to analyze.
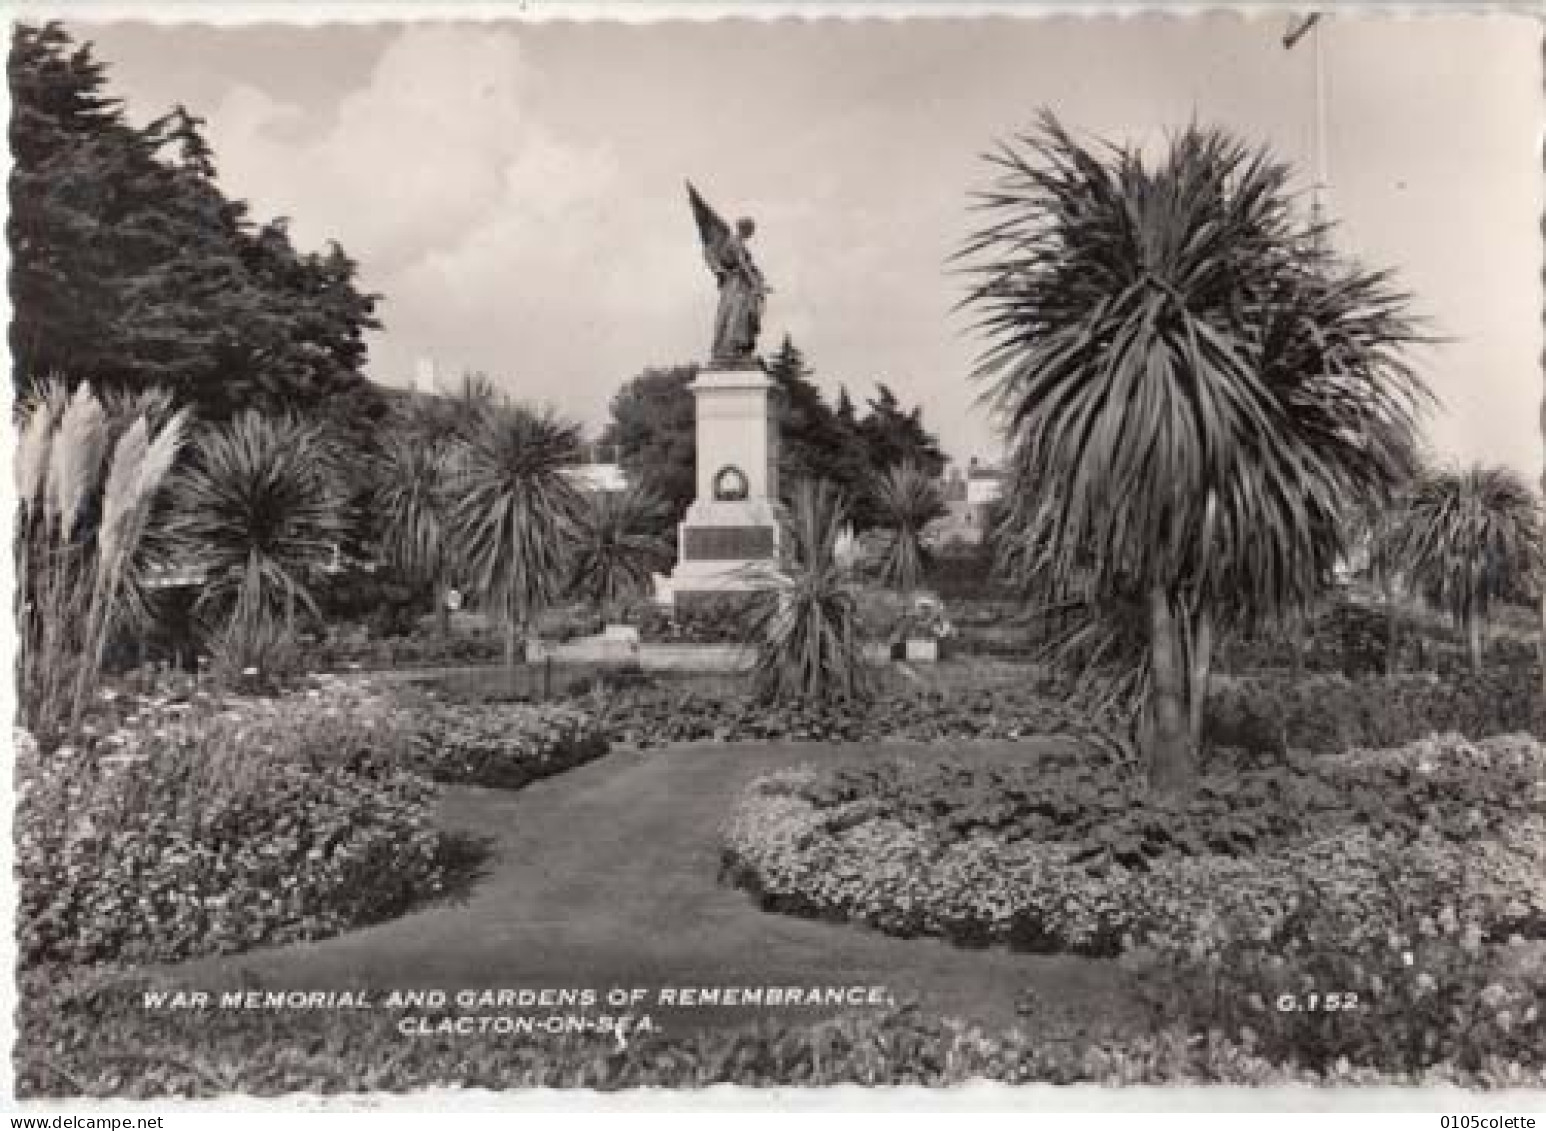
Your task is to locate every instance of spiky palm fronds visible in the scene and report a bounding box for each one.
[749,479,871,705]
[1390,465,1542,642]
[444,400,585,659]
[960,113,1428,628]
[374,431,456,591]
[169,411,348,630]
[869,462,946,594]
[569,487,674,615]
[958,114,1428,786]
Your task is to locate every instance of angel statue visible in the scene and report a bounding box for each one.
[687,181,768,365]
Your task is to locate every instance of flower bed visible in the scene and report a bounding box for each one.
[16,685,463,968]
[717,735,1546,1081]
[403,702,609,789]
[721,735,1546,957]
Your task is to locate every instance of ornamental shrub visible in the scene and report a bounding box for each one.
[403,702,609,789]
[16,692,455,967]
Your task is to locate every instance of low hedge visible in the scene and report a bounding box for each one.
[404,702,609,789]
[17,691,458,967]
[314,632,506,672]
[18,972,1544,1096]
[721,735,1546,958]
[1204,668,1544,756]
[588,683,1110,750]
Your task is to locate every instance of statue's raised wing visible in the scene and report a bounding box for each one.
[686,181,736,278]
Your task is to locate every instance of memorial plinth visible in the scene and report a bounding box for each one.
[669,363,782,608]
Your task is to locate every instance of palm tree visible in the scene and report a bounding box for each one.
[569,487,674,622]
[169,411,348,665]
[374,431,458,636]
[446,398,586,668]
[748,479,871,705]
[869,462,947,599]
[959,114,1427,793]
[1388,465,1542,671]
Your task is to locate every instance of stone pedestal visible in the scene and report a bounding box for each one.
[669,363,783,606]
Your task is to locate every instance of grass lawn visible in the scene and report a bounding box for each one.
[157,738,1144,1042]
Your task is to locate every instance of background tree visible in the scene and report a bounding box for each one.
[766,336,862,498]
[600,365,698,525]
[599,346,948,535]
[568,487,675,621]
[960,114,1427,794]
[10,22,381,420]
[447,400,586,668]
[1389,465,1542,671]
[857,383,947,480]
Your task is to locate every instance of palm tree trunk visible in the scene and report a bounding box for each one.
[1467,613,1483,672]
[503,617,519,669]
[1385,583,1399,675]
[1147,586,1193,796]
[1187,607,1213,753]
[435,586,451,639]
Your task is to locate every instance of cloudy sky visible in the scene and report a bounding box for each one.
[74,12,1541,472]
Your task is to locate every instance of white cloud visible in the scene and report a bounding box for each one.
[203,25,646,407]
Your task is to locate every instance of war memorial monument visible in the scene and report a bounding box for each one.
[668,183,783,611]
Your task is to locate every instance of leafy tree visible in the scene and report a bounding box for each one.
[600,366,698,524]
[960,114,1427,794]
[857,383,946,480]
[766,337,861,498]
[446,399,586,667]
[1388,465,1542,671]
[9,22,380,420]
[870,462,947,595]
[569,487,674,620]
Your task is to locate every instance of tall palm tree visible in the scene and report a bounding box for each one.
[1389,465,1542,672]
[169,411,346,665]
[869,462,947,598]
[748,479,871,705]
[568,486,674,622]
[959,114,1427,793]
[374,431,458,636]
[446,398,585,667]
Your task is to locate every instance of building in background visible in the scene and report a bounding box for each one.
[926,456,1005,548]
[394,356,630,494]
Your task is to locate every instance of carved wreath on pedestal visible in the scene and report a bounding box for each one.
[712,465,749,502]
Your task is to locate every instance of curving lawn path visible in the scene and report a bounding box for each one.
[166,740,1143,1038]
